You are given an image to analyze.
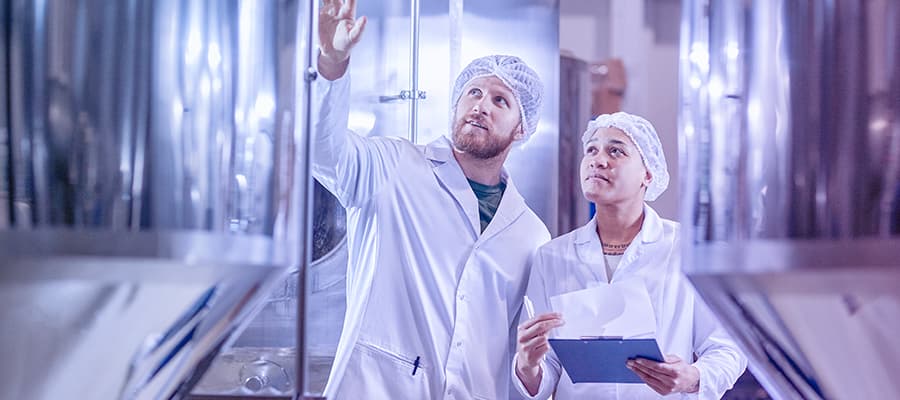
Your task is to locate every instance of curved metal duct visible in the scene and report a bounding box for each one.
[680,0,900,399]
[0,1,314,399]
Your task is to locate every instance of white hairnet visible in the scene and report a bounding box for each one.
[581,112,670,201]
[451,55,543,140]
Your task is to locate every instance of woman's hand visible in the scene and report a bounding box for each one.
[627,354,701,395]
[515,312,564,395]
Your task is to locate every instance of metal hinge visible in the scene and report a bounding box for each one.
[379,90,427,103]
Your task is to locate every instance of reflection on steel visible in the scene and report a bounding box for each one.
[558,54,592,233]
[311,182,347,262]
[0,1,312,399]
[680,0,900,399]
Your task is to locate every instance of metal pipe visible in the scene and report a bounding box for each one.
[1,0,10,228]
[408,0,421,144]
[296,0,318,397]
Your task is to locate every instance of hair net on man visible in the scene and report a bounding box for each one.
[581,112,670,201]
[450,55,544,140]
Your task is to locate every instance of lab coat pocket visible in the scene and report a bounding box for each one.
[335,340,431,399]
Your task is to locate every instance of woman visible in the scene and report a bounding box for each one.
[512,112,746,399]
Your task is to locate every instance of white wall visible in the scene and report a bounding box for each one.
[560,0,681,221]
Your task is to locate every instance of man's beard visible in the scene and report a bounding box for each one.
[451,119,517,159]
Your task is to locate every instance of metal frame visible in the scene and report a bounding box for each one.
[408,0,422,144]
[297,0,318,397]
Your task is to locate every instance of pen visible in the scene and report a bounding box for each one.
[523,295,536,319]
[412,356,420,375]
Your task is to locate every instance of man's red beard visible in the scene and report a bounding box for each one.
[451,118,517,159]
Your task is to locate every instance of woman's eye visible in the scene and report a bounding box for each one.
[496,96,508,106]
[469,88,481,96]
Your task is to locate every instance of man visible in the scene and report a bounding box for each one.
[314,0,550,398]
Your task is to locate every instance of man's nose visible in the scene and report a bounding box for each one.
[472,98,489,115]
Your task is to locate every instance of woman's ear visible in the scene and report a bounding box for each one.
[643,170,653,187]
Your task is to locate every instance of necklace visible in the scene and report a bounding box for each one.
[601,241,630,255]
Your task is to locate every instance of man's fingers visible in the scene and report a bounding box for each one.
[348,16,366,44]
[340,0,357,19]
[320,3,334,17]
[322,0,337,15]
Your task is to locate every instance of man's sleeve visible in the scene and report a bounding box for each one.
[311,69,405,208]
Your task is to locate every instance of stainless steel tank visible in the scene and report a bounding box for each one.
[558,53,592,234]
[0,1,315,399]
[680,0,900,399]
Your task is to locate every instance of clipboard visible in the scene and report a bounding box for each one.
[548,338,664,383]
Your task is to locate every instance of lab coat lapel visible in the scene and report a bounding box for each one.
[573,216,607,281]
[478,175,527,243]
[614,204,664,275]
[572,205,665,281]
[425,137,480,236]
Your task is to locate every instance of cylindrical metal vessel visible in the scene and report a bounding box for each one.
[0,1,313,399]
[680,0,900,399]
[557,53,592,234]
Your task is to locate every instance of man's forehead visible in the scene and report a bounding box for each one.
[465,75,514,94]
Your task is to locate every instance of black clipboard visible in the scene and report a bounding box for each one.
[548,338,664,383]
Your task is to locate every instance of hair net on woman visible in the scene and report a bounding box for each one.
[581,112,670,201]
[450,55,544,140]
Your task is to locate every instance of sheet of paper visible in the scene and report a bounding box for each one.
[549,278,656,339]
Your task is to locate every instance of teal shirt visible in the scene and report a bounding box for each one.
[467,178,507,232]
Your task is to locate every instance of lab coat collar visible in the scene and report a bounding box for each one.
[425,136,525,239]
[479,176,527,242]
[574,203,664,245]
[423,135,455,162]
[573,204,663,280]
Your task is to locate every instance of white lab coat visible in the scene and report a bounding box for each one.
[512,205,747,399]
[313,73,551,399]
